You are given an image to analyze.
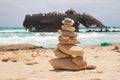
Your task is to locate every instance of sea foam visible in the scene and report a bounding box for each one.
[0,27,120,48]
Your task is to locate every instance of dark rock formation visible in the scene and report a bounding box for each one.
[23,9,103,32]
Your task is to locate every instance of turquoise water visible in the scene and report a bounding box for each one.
[0,27,120,48]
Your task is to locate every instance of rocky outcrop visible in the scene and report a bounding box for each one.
[23,9,103,32]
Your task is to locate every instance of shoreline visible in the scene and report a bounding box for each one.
[0,43,120,80]
[0,43,120,51]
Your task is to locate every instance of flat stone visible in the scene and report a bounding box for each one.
[58,36,80,45]
[72,56,87,66]
[64,18,74,22]
[86,65,97,70]
[58,44,84,56]
[54,48,70,58]
[49,57,86,70]
[62,18,74,25]
[24,60,38,65]
[58,36,69,42]
[61,25,75,32]
[58,30,78,38]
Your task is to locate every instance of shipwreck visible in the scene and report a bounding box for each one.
[23,9,104,32]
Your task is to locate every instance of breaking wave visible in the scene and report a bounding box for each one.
[0,27,120,48]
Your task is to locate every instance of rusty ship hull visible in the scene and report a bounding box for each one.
[23,9,103,32]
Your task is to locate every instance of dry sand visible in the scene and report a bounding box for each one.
[0,44,120,80]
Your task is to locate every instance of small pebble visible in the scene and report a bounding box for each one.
[24,60,38,65]
[2,58,9,62]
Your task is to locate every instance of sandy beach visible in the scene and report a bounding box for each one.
[0,44,120,80]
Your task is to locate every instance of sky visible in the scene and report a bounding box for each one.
[0,0,120,27]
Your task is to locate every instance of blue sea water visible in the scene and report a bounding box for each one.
[0,26,120,48]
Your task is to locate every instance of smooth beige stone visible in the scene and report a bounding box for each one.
[61,25,75,32]
[24,60,38,65]
[49,57,86,70]
[62,19,74,25]
[72,56,87,66]
[58,36,80,45]
[58,30,77,38]
[54,49,70,58]
[58,36,69,42]
[86,65,96,70]
[58,44,84,56]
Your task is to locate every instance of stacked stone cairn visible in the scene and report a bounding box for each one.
[49,18,96,70]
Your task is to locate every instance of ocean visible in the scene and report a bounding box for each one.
[0,27,120,48]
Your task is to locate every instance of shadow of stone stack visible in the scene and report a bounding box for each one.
[49,18,95,70]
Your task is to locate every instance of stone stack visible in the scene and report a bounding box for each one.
[49,18,95,70]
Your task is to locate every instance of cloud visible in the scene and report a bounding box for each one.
[0,0,120,27]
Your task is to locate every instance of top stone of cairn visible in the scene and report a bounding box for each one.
[62,18,74,25]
